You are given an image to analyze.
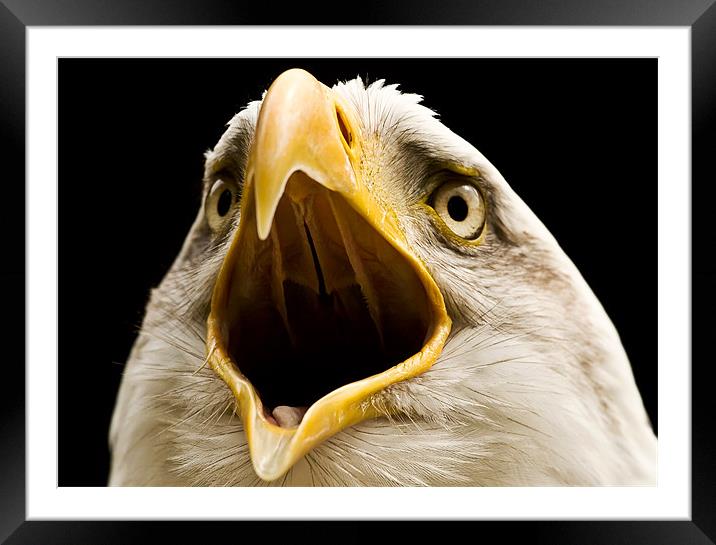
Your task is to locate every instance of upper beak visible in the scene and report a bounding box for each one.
[207,69,451,481]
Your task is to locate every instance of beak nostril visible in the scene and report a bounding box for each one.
[336,107,352,149]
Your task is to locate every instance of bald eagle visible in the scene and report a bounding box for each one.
[109,69,656,486]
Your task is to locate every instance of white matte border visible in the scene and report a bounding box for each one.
[27,27,690,519]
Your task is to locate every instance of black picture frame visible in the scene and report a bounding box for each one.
[2,1,713,543]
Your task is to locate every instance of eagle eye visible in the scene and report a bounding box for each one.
[206,178,238,231]
[430,180,485,240]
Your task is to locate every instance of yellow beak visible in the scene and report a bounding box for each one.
[207,69,451,481]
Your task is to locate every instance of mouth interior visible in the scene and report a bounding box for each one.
[223,173,431,426]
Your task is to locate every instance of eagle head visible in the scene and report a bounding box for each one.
[109,69,656,486]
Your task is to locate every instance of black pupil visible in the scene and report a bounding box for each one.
[217,189,232,217]
[447,195,469,222]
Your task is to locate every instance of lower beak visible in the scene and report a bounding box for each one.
[207,69,451,481]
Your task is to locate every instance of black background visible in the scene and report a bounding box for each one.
[59,58,656,486]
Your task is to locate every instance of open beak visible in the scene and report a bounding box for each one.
[207,69,451,481]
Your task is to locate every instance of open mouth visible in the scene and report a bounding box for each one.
[225,172,431,425]
[205,68,451,481]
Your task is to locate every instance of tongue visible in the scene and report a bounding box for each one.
[272,406,308,428]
